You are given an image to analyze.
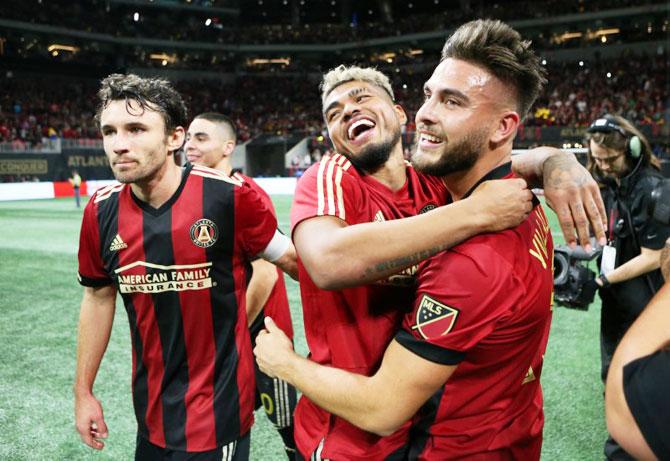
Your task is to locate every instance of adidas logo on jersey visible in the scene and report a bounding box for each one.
[110,234,128,251]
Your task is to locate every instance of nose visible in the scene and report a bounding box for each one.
[341,101,361,122]
[110,132,130,154]
[416,95,438,127]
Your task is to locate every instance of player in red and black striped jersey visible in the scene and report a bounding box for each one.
[185,112,297,460]
[74,74,296,461]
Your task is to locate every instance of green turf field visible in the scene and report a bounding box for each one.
[0,196,606,460]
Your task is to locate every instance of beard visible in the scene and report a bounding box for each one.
[347,127,401,174]
[412,128,488,177]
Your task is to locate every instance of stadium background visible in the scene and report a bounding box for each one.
[0,0,668,459]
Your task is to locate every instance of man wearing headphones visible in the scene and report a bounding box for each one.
[586,114,670,461]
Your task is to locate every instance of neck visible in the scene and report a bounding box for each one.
[368,143,407,191]
[443,148,511,201]
[130,160,183,208]
[214,158,233,176]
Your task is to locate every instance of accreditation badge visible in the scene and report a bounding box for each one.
[600,244,616,275]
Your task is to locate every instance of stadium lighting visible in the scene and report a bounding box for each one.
[149,52,177,64]
[205,18,212,26]
[48,44,79,54]
[601,36,607,43]
[541,58,547,65]
[402,84,408,89]
[606,72,612,78]
[579,60,584,67]
[408,49,423,55]
[52,50,59,57]
[133,12,140,22]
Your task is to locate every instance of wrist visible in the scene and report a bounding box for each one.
[599,274,611,287]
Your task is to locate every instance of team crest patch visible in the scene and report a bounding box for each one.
[190,219,219,248]
[411,295,459,339]
[419,204,437,214]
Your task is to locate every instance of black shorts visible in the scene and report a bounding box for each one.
[135,432,250,461]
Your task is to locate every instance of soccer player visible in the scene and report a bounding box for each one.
[184,112,297,460]
[255,20,563,460]
[73,74,296,461]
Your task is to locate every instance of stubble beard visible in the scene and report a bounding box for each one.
[347,127,401,174]
[412,129,488,177]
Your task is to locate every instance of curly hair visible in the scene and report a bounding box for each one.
[96,73,188,134]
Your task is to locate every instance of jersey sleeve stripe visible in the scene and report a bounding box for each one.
[334,165,345,220]
[316,158,327,216]
[325,159,337,217]
[395,329,466,365]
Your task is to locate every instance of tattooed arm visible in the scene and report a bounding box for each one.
[293,179,532,289]
[512,146,607,250]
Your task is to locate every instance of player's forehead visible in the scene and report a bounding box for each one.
[187,118,219,137]
[323,81,388,111]
[100,99,164,127]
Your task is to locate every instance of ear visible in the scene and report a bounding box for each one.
[223,139,236,158]
[394,104,408,126]
[491,111,520,144]
[167,126,186,152]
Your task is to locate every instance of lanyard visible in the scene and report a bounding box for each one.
[608,207,618,243]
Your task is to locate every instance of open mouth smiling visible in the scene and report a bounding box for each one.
[347,117,376,141]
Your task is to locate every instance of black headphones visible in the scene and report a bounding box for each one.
[587,115,642,159]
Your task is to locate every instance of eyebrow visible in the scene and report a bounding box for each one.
[323,86,370,116]
[424,84,470,104]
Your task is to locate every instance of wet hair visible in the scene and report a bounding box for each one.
[441,19,547,119]
[193,112,237,143]
[320,65,395,110]
[96,73,188,134]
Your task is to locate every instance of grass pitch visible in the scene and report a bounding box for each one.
[0,196,606,460]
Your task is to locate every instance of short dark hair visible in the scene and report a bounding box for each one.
[96,73,188,134]
[441,19,547,119]
[193,112,237,143]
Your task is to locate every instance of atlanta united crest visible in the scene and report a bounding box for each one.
[411,295,459,339]
[190,219,219,248]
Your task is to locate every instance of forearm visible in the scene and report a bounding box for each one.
[279,354,394,434]
[301,198,485,289]
[511,146,559,188]
[74,288,116,397]
[604,249,661,285]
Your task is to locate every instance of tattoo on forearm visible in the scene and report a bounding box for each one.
[364,245,445,276]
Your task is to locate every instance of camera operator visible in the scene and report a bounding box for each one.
[605,237,670,461]
[586,115,670,460]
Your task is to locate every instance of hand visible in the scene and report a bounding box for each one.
[541,154,607,251]
[469,178,533,233]
[253,317,296,380]
[74,392,108,450]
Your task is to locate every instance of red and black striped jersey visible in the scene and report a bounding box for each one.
[232,172,293,340]
[397,163,554,460]
[77,164,277,452]
[290,153,448,460]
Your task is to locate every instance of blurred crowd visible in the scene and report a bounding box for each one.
[1,52,666,150]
